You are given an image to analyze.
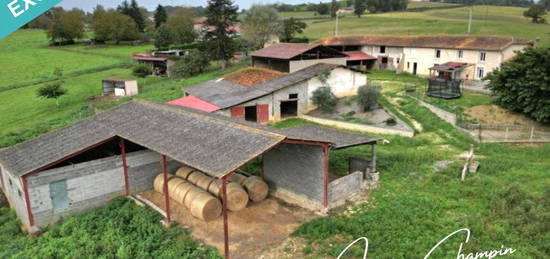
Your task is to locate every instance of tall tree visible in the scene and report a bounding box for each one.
[117,0,145,32]
[281,18,307,42]
[46,8,85,44]
[523,4,547,23]
[541,0,550,10]
[331,0,339,18]
[486,47,550,123]
[316,2,330,15]
[241,5,282,48]
[92,9,138,43]
[355,0,367,17]
[166,8,197,45]
[204,0,239,70]
[154,4,168,28]
[154,24,172,50]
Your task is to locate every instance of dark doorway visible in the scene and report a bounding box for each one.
[413,62,418,75]
[280,100,298,118]
[245,106,258,122]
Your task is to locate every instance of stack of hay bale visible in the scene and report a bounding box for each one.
[153,166,270,221]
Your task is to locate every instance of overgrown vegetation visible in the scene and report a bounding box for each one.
[132,64,152,77]
[0,198,221,258]
[311,87,338,112]
[357,84,381,111]
[169,51,210,78]
[486,47,550,123]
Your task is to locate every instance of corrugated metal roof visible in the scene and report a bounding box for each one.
[251,43,320,59]
[276,125,379,149]
[318,35,529,51]
[185,63,340,109]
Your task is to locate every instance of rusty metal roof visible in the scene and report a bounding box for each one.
[251,43,320,59]
[223,67,284,87]
[318,35,529,51]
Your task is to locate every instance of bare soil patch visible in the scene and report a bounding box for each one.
[140,190,318,259]
[465,105,536,124]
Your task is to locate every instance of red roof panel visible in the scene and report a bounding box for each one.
[167,95,220,113]
[343,51,377,61]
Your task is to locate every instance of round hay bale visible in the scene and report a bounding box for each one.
[175,166,196,180]
[186,171,204,185]
[208,182,249,211]
[229,173,247,185]
[242,176,269,202]
[189,192,222,221]
[172,182,194,204]
[153,173,174,194]
[167,177,186,195]
[183,187,204,208]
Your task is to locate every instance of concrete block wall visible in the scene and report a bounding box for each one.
[328,171,363,208]
[263,143,324,210]
[0,166,30,228]
[26,150,176,228]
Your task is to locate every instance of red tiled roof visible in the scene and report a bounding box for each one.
[167,95,220,112]
[318,35,529,51]
[442,62,468,68]
[223,67,284,87]
[251,43,320,59]
[343,51,377,61]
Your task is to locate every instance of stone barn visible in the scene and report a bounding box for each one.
[0,100,379,258]
[170,63,367,123]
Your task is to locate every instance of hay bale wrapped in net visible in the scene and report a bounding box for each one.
[153,173,221,221]
[230,172,269,202]
[174,167,249,211]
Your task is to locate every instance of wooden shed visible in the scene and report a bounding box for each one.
[102,78,138,97]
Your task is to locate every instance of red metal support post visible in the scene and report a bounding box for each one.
[119,138,130,196]
[322,144,329,212]
[22,176,34,227]
[222,175,230,259]
[161,155,171,224]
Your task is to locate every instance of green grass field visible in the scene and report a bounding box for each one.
[301,5,550,46]
[0,30,130,87]
[407,1,460,9]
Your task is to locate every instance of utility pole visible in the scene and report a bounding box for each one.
[335,11,339,36]
[467,6,473,34]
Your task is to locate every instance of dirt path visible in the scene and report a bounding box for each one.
[140,190,318,259]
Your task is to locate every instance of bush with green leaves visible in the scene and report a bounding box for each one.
[486,47,550,123]
[357,84,381,111]
[36,82,68,107]
[132,64,152,78]
[311,87,338,112]
[169,51,210,78]
[0,198,221,258]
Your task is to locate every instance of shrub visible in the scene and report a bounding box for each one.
[169,51,210,78]
[486,47,550,123]
[36,82,68,107]
[385,117,397,126]
[311,87,338,112]
[132,64,152,78]
[357,84,381,111]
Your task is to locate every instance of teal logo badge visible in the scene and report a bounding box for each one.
[1,0,64,39]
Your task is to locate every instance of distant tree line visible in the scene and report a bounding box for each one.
[428,0,535,8]
[267,0,408,15]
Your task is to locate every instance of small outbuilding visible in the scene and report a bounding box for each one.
[173,63,367,123]
[102,78,138,97]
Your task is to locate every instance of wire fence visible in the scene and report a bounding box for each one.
[458,123,550,143]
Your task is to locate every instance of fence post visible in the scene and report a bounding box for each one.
[505,127,509,141]
[530,126,535,142]
[478,124,482,143]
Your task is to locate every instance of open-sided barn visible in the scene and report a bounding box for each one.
[0,100,379,258]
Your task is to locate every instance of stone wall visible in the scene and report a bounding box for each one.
[0,166,30,228]
[328,171,363,208]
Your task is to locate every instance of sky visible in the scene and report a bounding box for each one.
[57,0,312,12]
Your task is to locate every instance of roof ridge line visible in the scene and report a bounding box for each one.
[132,99,286,139]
